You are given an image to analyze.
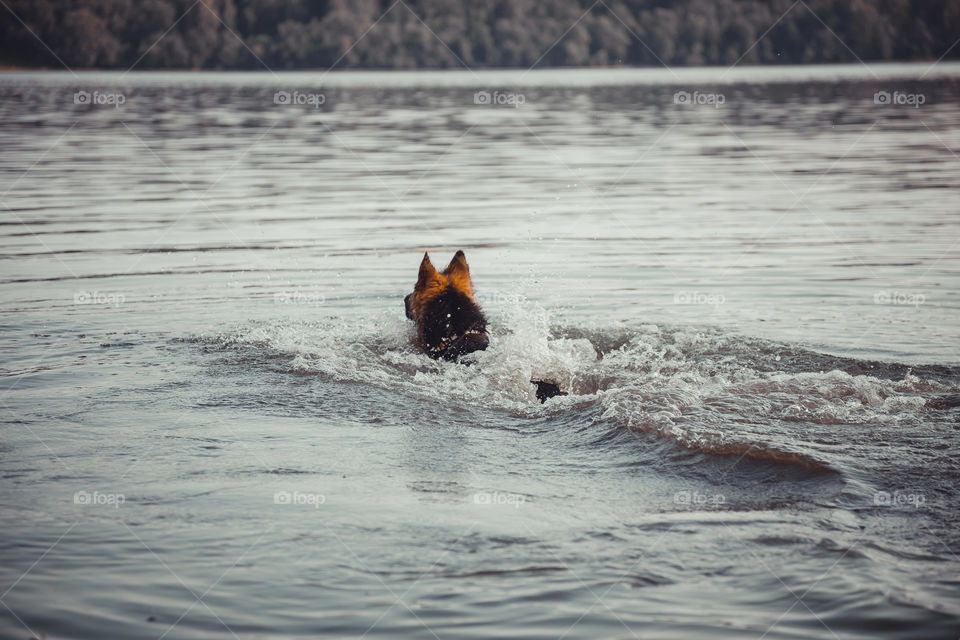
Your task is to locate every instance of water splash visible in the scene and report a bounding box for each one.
[196,298,957,470]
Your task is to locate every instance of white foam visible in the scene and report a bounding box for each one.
[210,297,953,462]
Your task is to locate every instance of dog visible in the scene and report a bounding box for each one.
[404,250,565,403]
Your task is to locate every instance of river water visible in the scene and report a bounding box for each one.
[1,64,959,639]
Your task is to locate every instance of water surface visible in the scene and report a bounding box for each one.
[1,64,959,639]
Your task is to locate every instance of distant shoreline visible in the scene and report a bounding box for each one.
[0,59,949,73]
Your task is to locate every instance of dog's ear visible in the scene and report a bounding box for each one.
[444,250,474,297]
[415,252,444,293]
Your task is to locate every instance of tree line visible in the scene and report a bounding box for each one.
[1,0,958,70]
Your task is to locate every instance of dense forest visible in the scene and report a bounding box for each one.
[1,0,958,70]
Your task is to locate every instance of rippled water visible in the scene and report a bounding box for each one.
[1,65,959,639]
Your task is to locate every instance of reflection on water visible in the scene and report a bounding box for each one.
[0,65,958,639]
[2,65,959,361]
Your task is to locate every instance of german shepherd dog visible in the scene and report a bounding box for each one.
[404,250,564,402]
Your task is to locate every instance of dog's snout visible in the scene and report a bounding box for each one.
[461,331,489,354]
[440,330,489,361]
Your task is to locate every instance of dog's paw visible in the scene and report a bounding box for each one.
[532,380,566,403]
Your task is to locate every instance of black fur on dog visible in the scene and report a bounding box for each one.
[404,250,565,403]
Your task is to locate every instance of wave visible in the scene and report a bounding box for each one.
[186,299,959,471]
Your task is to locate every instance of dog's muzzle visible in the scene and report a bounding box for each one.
[431,328,489,361]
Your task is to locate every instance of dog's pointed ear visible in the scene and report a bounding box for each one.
[416,252,444,292]
[445,250,470,276]
[444,250,474,296]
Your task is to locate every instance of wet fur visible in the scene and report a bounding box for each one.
[404,250,488,361]
[404,250,565,402]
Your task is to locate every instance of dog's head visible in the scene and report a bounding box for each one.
[404,250,489,361]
